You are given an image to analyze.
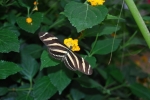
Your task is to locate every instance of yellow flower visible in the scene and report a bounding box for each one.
[64,38,80,51]
[33,1,38,11]
[26,17,32,24]
[87,0,105,6]
[33,1,38,5]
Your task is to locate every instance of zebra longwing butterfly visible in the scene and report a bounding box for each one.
[39,32,93,75]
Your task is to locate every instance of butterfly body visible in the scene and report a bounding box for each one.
[39,32,93,75]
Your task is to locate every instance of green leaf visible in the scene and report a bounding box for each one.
[48,65,73,94]
[17,0,30,8]
[75,76,103,88]
[126,37,146,46]
[0,61,21,79]
[2,23,20,36]
[85,94,103,100]
[106,14,125,20]
[98,26,120,36]
[17,12,43,33]
[70,88,85,100]
[84,56,96,68]
[105,76,116,87]
[91,38,122,55]
[33,76,57,100]
[83,25,101,37]
[64,1,108,32]
[0,29,19,53]
[129,83,150,100]
[84,25,120,37]
[104,66,124,85]
[109,66,124,83]
[40,50,60,70]
[16,94,34,100]
[20,54,39,80]
[0,87,8,96]
[6,12,17,25]
[97,68,107,80]
[21,44,42,59]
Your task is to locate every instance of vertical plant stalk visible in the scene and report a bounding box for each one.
[125,0,150,48]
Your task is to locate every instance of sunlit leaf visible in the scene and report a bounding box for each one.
[64,1,108,32]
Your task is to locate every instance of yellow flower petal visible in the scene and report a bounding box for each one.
[72,45,80,51]
[73,39,78,46]
[64,38,80,51]
[87,0,105,6]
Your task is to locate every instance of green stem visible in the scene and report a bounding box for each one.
[28,78,33,94]
[27,7,30,17]
[8,88,32,91]
[124,0,150,48]
[89,33,99,57]
[119,31,137,50]
[109,83,126,91]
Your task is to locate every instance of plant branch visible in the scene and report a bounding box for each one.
[124,0,150,48]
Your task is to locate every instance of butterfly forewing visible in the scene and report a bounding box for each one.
[39,32,68,60]
[39,32,93,75]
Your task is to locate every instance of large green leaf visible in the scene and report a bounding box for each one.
[0,61,21,79]
[48,65,73,94]
[17,12,43,33]
[0,29,19,53]
[33,76,57,100]
[129,83,150,100]
[40,50,60,70]
[20,54,39,80]
[64,1,108,32]
[91,38,122,55]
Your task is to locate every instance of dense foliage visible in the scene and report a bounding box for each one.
[0,0,150,100]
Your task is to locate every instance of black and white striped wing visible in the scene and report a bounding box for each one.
[39,32,93,75]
